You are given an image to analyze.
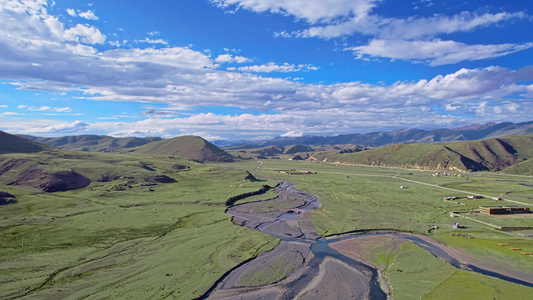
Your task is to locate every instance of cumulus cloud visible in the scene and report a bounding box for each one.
[0,0,532,139]
[66,8,76,16]
[0,105,7,108]
[215,54,252,64]
[78,10,98,20]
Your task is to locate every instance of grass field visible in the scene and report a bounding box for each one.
[0,152,278,299]
[385,242,533,299]
[220,159,533,296]
[3,153,532,299]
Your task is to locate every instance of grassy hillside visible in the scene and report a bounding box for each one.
[0,131,55,154]
[312,135,533,172]
[127,135,234,162]
[502,159,533,176]
[19,134,161,152]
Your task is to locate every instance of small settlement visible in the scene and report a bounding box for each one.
[275,170,317,175]
[479,206,531,215]
[444,195,483,201]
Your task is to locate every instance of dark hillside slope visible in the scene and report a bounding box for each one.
[0,131,54,154]
[129,135,234,162]
[313,135,533,172]
[19,134,161,152]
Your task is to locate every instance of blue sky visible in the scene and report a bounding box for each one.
[0,0,532,140]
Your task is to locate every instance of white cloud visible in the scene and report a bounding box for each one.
[78,10,98,20]
[136,37,168,45]
[281,130,303,137]
[348,39,533,66]
[215,54,252,64]
[303,11,527,40]
[0,105,7,108]
[210,0,378,24]
[0,1,532,139]
[212,1,530,66]
[30,120,89,134]
[238,62,318,73]
[66,8,76,17]
[64,24,106,44]
[28,106,51,111]
[17,105,28,109]
[54,106,72,112]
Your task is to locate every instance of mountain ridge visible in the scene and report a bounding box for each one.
[222,121,533,148]
[309,135,533,174]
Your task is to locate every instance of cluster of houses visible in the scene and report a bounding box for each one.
[444,195,483,201]
[275,170,317,175]
[479,206,531,215]
[433,172,462,177]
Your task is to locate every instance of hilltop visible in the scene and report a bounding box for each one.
[19,134,161,152]
[310,135,533,173]
[0,131,55,154]
[127,135,234,162]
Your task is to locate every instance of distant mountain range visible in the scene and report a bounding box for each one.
[222,121,533,148]
[3,124,533,174]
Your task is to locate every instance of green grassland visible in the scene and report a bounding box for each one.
[383,242,533,299]
[220,159,533,293]
[0,152,278,299]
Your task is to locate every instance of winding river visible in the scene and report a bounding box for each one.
[200,181,533,299]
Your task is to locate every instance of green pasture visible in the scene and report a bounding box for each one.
[0,152,278,299]
[223,159,533,288]
[382,242,533,299]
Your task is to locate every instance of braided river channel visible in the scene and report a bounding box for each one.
[200,181,533,299]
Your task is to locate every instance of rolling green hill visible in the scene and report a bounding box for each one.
[0,131,55,154]
[312,135,533,172]
[19,134,161,152]
[501,159,533,176]
[128,135,234,162]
